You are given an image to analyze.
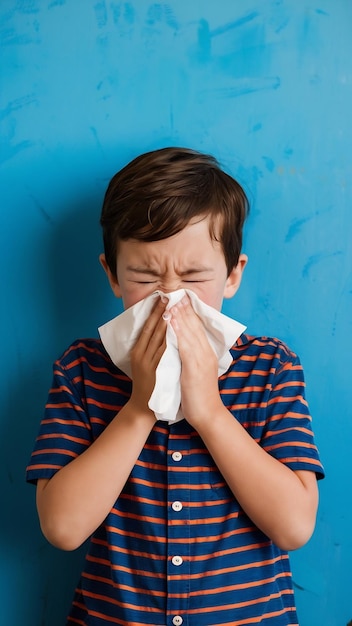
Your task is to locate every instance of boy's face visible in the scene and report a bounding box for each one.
[100,216,247,311]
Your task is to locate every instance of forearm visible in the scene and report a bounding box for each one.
[37,404,155,551]
[196,406,319,551]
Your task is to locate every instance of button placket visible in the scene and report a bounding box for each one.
[167,427,191,623]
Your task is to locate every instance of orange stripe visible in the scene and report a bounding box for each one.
[274,381,304,392]
[86,397,123,410]
[50,385,76,395]
[68,617,86,626]
[168,482,227,491]
[37,433,89,445]
[195,606,297,625]
[109,508,166,524]
[27,463,62,471]
[186,589,294,615]
[86,554,165,580]
[82,572,166,597]
[46,402,84,412]
[267,411,312,422]
[221,384,272,394]
[31,448,77,458]
[40,417,90,428]
[159,555,290,582]
[72,601,146,626]
[267,394,308,407]
[280,456,322,467]
[264,440,316,452]
[168,571,289,598]
[176,541,270,564]
[264,425,313,437]
[222,367,276,378]
[106,523,254,545]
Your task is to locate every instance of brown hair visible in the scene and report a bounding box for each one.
[100,147,249,277]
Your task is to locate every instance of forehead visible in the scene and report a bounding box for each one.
[117,217,223,262]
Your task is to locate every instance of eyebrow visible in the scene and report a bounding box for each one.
[126,266,214,276]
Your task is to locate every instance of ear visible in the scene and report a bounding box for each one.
[223,254,248,299]
[99,253,122,299]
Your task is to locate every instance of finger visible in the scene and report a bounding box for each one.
[136,298,167,348]
[170,296,205,337]
[132,298,168,361]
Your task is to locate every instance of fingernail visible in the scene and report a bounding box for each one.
[160,294,168,304]
[162,311,172,321]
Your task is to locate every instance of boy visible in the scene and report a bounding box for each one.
[27,147,324,625]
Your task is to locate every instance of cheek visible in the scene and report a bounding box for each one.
[188,284,225,311]
[122,284,158,309]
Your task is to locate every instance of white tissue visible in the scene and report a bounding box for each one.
[98,290,246,423]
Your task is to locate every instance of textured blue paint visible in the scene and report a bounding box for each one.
[1,1,352,625]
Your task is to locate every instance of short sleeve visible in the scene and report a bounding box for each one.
[261,345,324,479]
[26,359,93,484]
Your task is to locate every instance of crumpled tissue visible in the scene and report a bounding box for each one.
[98,289,246,423]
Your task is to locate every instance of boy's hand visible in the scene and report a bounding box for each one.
[128,297,168,416]
[169,295,223,427]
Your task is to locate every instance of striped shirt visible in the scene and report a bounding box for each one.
[26,334,324,626]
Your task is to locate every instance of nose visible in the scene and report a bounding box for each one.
[156,270,180,293]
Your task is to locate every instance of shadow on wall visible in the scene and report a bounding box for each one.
[1,194,120,625]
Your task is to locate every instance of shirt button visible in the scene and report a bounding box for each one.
[172,451,182,462]
[172,555,183,566]
[173,617,183,626]
[172,501,183,512]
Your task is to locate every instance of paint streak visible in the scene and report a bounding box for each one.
[90,126,105,156]
[48,0,66,7]
[144,3,177,30]
[123,2,135,25]
[285,207,331,243]
[262,156,275,172]
[292,581,306,592]
[210,11,260,37]
[29,194,55,225]
[163,4,179,30]
[275,17,290,34]
[201,76,280,99]
[302,251,343,279]
[0,140,36,164]
[146,3,163,25]
[285,216,312,242]
[16,0,40,14]
[196,19,211,63]
[0,95,37,121]
[0,30,39,46]
[94,1,108,28]
[331,274,351,337]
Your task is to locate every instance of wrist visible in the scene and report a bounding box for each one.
[119,399,156,428]
[184,397,227,431]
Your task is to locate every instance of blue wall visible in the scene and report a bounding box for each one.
[1,1,351,624]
